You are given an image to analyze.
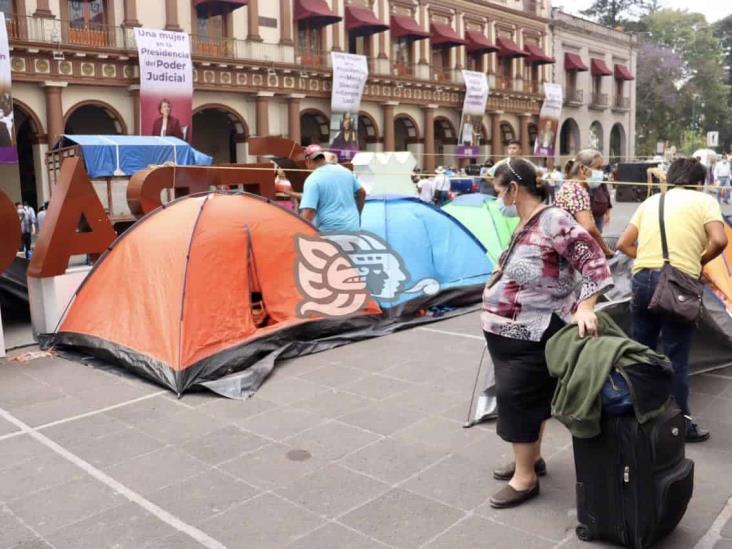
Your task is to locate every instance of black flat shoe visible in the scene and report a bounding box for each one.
[489,482,540,509]
[686,423,710,443]
[493,458,547,481]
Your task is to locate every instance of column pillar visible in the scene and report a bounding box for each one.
[378,0,387,59]
[248,0,262,42]
[287,94,304,145]
[519,112,531,158]
[33,0,52,17]
[331,0,342,52]
[423,104,437,174]
[123,0,140,27]
[280,0,293,45]
[383,101,397,151]
[419,5,429,65]
[42,82,67,147]
[256,92,273,137]
[128,86,140,135]
[490,110,503,161]
[165,0,181,32]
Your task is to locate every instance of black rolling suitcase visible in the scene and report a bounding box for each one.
[573,404,694,548]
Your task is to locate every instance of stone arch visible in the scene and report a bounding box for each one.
[64,100,128,135]
[192,104,249,163]
[528,122,538,149]
[13,100,44,208]
[559,118,581,158]
[193,103,249,142]
[357,110,379,147]
[499,121,516,146]
[394,113,421,150]
[610,123,626,163]
[589,120,604,153]
[300,108,329,146]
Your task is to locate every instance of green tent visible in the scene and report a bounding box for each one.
[443,194,519,263]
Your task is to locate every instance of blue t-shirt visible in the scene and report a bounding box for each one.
[300,164,362,232]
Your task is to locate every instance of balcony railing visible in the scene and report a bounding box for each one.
[392,61,416,78]
[523,79,541,95]
[496,75,514,91]
[7,14,137,49]
[431,66,456,83]
[294,47,329,69]
[565,88,583,105]
[191,35,236,58]
[614,96,631,110]
[590,92,609,109]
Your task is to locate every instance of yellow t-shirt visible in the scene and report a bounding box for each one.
[629,188,723,278]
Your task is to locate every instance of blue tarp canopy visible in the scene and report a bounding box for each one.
[54,135,213,179]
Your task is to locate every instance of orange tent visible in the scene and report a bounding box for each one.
[54,193,380,395]
[703,221,732,307]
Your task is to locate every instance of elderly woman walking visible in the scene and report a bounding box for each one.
[482,158,612,508]
[556,149,615,258]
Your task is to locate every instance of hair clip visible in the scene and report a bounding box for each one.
[506,159,523,182]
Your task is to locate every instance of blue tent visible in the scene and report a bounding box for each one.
[54,135,213,179]
[330,196,493,315]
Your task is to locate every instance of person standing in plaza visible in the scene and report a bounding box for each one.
[713,154,731,204]
[556,149,614,258]
[617,157,728,443]
[416,174,435,204]
[16,202,35,259]
[482,158,612,508]
[299,144,366,233]
[433,166,451,206]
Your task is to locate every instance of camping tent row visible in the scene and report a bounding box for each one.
[52,194,495,395]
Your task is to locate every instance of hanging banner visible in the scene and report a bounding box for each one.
[534,83,563,158]
[330,52,368,161]
[457,70,489,159]
[134,28,193,142]
[0,13,17,163]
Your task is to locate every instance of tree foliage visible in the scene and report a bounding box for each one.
[632,10,731,155]
[580,0,648,28]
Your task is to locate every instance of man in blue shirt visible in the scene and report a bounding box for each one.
[299,144,366,233]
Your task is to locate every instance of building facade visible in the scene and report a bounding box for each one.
[551,9,637,166]
[2,0,634,208]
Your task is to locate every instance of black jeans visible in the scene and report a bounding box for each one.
[630,269,694,416]
[21,232,32,259]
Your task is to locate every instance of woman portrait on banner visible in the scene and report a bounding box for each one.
[151,98,184,140]
[461,115,475,147]
[539,119,555,151]
[331,112,359,160]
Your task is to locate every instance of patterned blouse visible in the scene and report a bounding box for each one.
[481,207,613,342]
[555,180,591,217]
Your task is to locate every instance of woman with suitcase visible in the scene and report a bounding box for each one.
[482,158,613,508]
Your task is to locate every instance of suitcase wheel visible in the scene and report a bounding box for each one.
[576,524,594,542]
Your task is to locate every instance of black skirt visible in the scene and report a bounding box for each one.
[484,316,565,443]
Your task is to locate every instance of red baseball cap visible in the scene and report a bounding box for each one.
[304,144,326,160]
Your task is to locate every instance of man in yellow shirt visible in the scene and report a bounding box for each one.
[618,158,727,443]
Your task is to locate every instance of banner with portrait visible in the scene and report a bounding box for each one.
[134,28,193,142]
[0,13,16,163]
[533,83,563,158]
[330,52,368,161]
[457,71,489,159]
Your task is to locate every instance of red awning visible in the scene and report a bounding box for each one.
[294,0,342,27]
[591,58,613,76]
[465,30,498,54]
[192,0,248,16]
[430,22,466,49]
[496,36,528,58]
[524,44,555,65]
[564,52,589,72]
[390,14,430,40]
[614,63,635,81]
[346,5,389,36]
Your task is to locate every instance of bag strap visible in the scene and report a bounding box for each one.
[658,192,670,264]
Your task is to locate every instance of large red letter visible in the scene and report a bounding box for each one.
[28,157,116,278]
[0,190,21,273]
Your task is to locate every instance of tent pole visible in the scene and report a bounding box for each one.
[462,344,486,428]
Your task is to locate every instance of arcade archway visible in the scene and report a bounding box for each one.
[300,109,329,147]
[192,104,248,164]
[64,101,127,135]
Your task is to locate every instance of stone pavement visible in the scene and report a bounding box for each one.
[0,310,731,548]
